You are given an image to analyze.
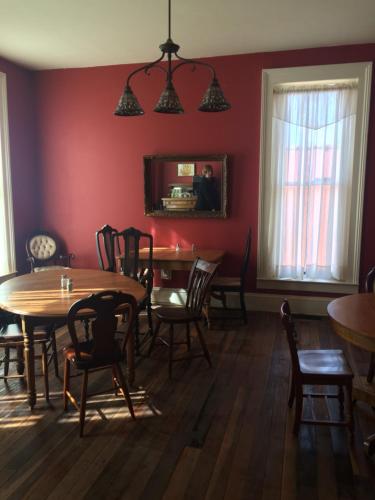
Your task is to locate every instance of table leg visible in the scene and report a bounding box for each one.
[127,327,135,386]
[21,317,36,409]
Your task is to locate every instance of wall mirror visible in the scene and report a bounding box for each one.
[144,154,228,218]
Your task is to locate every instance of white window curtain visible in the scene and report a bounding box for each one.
[0,72,15,277]
[263,83,358,282]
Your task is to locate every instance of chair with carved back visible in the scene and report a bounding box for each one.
[208,227,251,326]
[96,224,120,272]
[280,299,354,436]
[115,227,153,354]
[0,310,56,401]
[148,258,219,378]
[364,266,375,382]
[63,290,136,437]
[26,230,74,272]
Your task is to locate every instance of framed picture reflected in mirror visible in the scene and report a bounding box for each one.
[144,154,228,218]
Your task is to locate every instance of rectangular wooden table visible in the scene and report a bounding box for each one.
[136,247,225,271]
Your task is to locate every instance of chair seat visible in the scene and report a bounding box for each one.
[298,349,353,377]
[0,323,50,344]
[211,276,241,289]
[154,306,201,323]
[34,265,70,272]
[63,340,123,370]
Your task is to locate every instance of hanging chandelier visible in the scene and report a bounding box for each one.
[114,0,231,116]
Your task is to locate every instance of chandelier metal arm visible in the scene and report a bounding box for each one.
[171,54,217,80]
[126,52,166,87]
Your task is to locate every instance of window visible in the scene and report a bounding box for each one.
[258,63,372,293]
[0,72,15,277]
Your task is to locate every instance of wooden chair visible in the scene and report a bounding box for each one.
[148,258,219,378]
[96,224,120,272]
[63,291,136,437]
[280,300,354,436]
[26,230,74,272]
[364,266,375,382]
[0,312,56,401]
[115,227,154,354]
[209,227,251,326]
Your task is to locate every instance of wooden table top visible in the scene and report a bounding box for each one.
[0,268,146,318]
[139,247,225,263]
[327,293,375,353]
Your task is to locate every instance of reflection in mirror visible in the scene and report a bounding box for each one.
[144,155,228,218]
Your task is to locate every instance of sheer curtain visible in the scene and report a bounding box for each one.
[263,83,358,282]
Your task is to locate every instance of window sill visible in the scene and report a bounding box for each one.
[256,278,358,294]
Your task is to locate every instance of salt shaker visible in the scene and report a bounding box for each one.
[60,274,67,289]
[66,278,73,291]
[176,243,180,252]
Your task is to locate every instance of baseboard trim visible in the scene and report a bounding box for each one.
[151,287,332,316]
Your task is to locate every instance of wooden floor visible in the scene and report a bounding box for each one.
[0,312,374,499]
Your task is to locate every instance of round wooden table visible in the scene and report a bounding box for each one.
[328,293,375,455]
[0,269,146,408]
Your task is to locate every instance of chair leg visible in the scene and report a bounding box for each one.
[147,298,153,336]
[114,363,135,419]
[240,290,247,324]
[367,353,375,383]
[288,377,295,408]
[135,312,141,356]
[63,358,70,411]
[41,343,50,402]
[51,331,59,378]
[168,324,174,379]
[148,319,161,356]
[3,347,10,377]
[16,346,24,375]
[79,370,88,437]
[346,382,354,439]
[338,385,344,417]
[220,291,227,309]
[186,323,191,351]
[293,385,303,435]
[194,320,212,367]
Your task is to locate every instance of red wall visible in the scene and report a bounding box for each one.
[0,57,40,273]
[32,44,375,291]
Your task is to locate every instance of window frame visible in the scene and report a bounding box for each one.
[0,72,16,278]
[257,62,373,294]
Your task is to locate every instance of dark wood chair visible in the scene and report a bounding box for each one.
[0,312,56,401]
[280,300,354,436]
[148,258,219,378]
[209,227,251,326]
[63,290,136,437]
[26,230,74,272]
[115,227,153,354]
[96,224,120,272]
[364,266,375,383]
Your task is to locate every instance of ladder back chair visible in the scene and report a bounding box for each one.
[280,300,354,436]
[209,227,251,326]
[364,266,375,382]
[63,290,137,437]
[115,227,154,353]
[148,258,219,378]
[96,224,120,272]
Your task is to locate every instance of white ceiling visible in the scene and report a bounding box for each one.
[0,0,375,70]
